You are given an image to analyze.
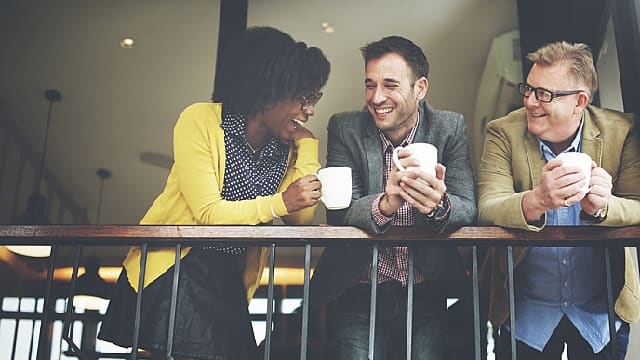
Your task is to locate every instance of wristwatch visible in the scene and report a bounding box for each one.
[426,193,450,221]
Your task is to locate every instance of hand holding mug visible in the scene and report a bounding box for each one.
[282,174,321,213]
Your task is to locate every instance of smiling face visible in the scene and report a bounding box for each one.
[257,95,316,144]
[364,52,428,144]
[524,62,589,153]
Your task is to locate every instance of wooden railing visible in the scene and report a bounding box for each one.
[1,224,640,360]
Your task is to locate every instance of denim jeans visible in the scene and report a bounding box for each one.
[330,282,447,360]
[495,316,630,360]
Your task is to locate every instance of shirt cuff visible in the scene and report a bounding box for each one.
[372,194,394,226]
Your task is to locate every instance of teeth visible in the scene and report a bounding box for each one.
[292,119,304,128]
[375,107,393,114]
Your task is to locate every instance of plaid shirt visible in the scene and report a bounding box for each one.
[360,118,426,286]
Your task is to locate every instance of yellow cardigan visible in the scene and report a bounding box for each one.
[123,103,320,300]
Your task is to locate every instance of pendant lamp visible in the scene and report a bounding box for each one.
[8,89,61,257]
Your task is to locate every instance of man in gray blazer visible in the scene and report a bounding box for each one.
[310,36,476,359]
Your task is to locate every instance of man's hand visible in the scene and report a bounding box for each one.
[522,158,590,221]
[398,163,447,215]
[379,148,420,216]
[580,162,612,215]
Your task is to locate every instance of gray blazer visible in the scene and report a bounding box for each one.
[309,101,477,306]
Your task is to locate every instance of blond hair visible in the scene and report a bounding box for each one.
[527,41,598,97]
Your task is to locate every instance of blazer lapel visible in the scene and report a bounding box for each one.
[363,118,384,193]
[580,110,603,165]
[525,134,545,188]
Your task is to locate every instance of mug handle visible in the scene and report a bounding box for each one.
[392,147,406,171]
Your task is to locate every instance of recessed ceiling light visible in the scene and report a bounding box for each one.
[321,22,335,34]
[119,37,135,48]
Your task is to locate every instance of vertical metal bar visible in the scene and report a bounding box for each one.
[166,244,182,359]
[507,246,516,360]
[36,243,57,360]
[472,246,481,360]
[28,314,38,360]
[263,244,277,360]
[368,245,379,360]
[61,245,82,354]
[11,297,21,359]
[299,244,312,360]
[603,246,616,359]
[406,247,414,360]
[131,243,148,360]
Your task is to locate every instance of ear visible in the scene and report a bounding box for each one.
[574,92,590,114]
[415,77,428,100]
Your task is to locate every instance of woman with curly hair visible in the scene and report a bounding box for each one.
[99,26,330,360]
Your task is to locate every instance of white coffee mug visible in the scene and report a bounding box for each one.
[317,167,352,210]
[392,142,438,176]
[556,152,592,193]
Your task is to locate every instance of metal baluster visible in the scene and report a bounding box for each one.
[472,246,481,360]
[263,244,276,360]
[37,243,57,360]
[61,245,83,354]
[11,297,21,359]
[604,246,616,359]
[406,247,414,360]
[507,246,516,360]
[368,245,379,360]
[300,244,311,360]
[132,243,148,360]
[166,244,182,360]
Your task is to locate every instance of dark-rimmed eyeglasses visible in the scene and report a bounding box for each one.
[517,83,583,103]
[299,91,323,111]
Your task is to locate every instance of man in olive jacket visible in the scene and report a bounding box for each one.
[478,41,640,359]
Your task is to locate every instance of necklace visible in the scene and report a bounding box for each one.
[245,140,262,154]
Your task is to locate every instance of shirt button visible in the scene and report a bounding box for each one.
[562,258,568,265]
[562,301,568,307]
[563,281,568,288]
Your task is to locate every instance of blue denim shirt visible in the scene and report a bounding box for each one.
[512,118,619,353]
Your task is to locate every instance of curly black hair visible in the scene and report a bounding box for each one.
[360,36,429,81]
[212,26,330,117]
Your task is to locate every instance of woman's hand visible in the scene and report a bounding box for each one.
[282,174,321,213]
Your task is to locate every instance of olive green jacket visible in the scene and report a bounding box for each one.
[477,105,640,325]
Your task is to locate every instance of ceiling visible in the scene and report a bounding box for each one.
[0,0,519,267]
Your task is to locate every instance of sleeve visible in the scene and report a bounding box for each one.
[598,115,640,227]
[415,113,476,233]
[325,113,390,234]
[477,120,543,231]
[172,104,287,225]
[278,137,321,225]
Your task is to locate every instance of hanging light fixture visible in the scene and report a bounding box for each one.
[8,89,61,258]
[72,168,112,311]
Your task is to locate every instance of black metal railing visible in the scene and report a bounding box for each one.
[1,224,640,360]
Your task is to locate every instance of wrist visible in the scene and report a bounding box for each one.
[580,206,607,223]
[379,194,401,217]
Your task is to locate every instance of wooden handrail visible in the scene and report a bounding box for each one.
[1,225,640,246]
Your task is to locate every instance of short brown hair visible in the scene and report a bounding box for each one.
[527,41,598,98]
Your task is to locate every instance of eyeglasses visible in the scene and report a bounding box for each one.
[299,91,323,111]
[517,83,583,103]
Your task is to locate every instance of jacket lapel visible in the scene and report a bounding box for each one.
[581,109,603,165]
[363,116,384,193]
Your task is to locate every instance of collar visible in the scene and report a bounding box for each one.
[378,107,422,152]
[538,112,585,158]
